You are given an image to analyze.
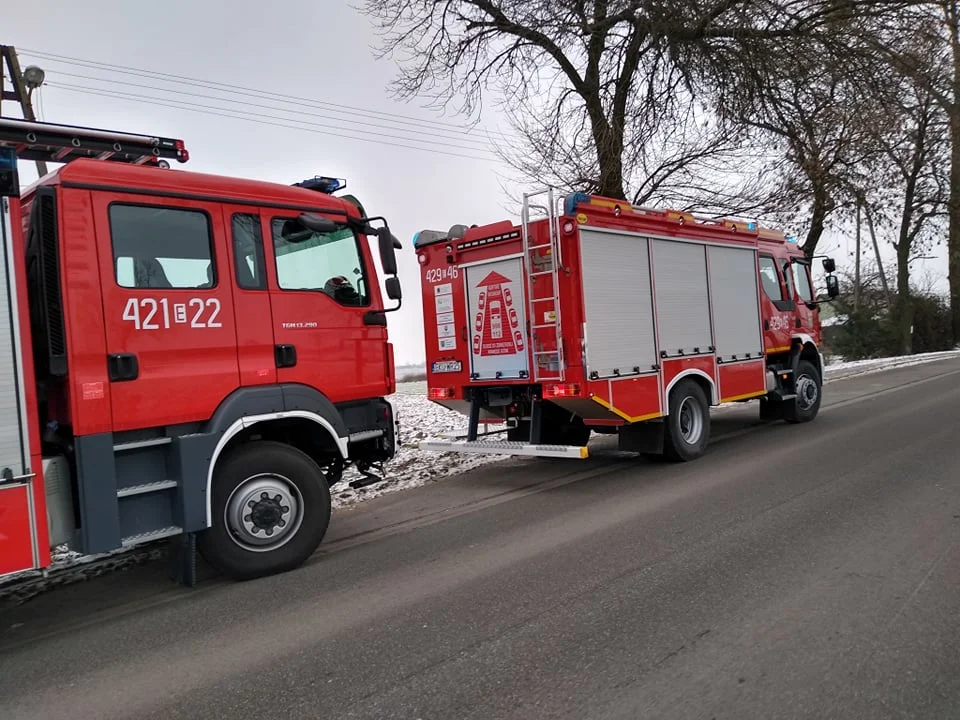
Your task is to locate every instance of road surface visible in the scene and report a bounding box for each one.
[2,358,960,720]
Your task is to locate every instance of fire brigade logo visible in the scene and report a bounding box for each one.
[473,271,523,357]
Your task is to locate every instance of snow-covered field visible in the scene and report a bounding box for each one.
[332,380,501,509]
[3,348,958,591]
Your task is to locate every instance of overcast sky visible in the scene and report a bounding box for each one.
[5,1,949,365]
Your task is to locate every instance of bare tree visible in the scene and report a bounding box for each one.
[862,81,949,353]
[359,1,880,206]
[699,30,896,259]
[848,1,958,340]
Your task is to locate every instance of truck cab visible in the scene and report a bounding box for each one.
[1,119,402,583]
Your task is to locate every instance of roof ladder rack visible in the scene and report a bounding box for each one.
[0,117,189,167]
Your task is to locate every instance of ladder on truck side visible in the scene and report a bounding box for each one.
[521,187,565,383]
[0,117,189,171]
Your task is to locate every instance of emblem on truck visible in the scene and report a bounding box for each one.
[473,271,524,358]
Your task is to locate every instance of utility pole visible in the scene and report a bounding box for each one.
[854,199,861,311]
[1,45,47,177]
[863,201,892,307]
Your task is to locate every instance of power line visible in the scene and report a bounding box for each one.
[20,47,495,137]
[45,69,496,150]
[45,83,497,163]
[47,81,498,157]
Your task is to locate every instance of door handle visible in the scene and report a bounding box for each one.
[274,344,297,369]
[108,353,139,382]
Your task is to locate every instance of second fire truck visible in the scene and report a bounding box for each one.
[416,189,839,460]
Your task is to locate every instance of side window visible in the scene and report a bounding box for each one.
[110,204,215,289]
[781,259,795,299]
[270,217,369,306]
[791,261,814,303]
[759,256,784,301]
[231,214,266,290]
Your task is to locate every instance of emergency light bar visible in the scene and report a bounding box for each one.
[0,117,188,166]
[294,176,347,194]
[563,191,785,240]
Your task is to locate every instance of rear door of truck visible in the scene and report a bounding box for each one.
[93,193,241,431]
[463,255,530,381]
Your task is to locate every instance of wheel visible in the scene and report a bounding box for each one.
[663,379,711,462]
[545,419,591,447]
[509,406,591,447]
[784,359,822,423]
[538,403,591,447]
[199,441,332,580]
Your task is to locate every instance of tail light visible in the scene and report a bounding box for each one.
[175,139,189,163]
[428,387,455,400]
[544,383,581,398]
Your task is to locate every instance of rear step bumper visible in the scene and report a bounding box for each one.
[418,439,589,459]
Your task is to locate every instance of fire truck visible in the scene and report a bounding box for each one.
[0,117,402,585]
[416,189,839,460]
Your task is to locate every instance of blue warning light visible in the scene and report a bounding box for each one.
[295,176,347,194]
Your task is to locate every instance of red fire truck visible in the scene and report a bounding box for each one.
[0,117,402,585]
[416,189,839,460]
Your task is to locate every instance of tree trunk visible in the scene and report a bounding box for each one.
[950,7,960,345]
[950,112,960,345]
[897,240,913,355]
[593,122,627,200]
[801,191,829,259]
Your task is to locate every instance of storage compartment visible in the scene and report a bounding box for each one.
[579,228,657,378]
[0,483,37,576]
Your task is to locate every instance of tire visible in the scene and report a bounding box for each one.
[540,409,591,447]
[510,406,591,447]
[199,441,332,580]
[784,359,822,423]
[545,420,591,447]
[663,379,711,462]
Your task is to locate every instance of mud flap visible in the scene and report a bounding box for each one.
[617,420,665,454]
[167,532,197,587]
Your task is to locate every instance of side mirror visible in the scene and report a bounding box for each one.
[825,274,840,299]
[822,257,836,274]
[377,227,399,276]
[296,212,339,235]
[385,276,402,301]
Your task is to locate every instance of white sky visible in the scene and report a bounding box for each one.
[5,1,949,365]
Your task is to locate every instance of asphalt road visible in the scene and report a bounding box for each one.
[2,358,960,720]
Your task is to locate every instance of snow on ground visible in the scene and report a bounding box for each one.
[822,349,960,380]
[332,380,503,509]
[4,348,959,588]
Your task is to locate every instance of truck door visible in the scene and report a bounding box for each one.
[758,253,794,353]
[263,212,388,403]
[222,207,277,386]
[93,195,241,431]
